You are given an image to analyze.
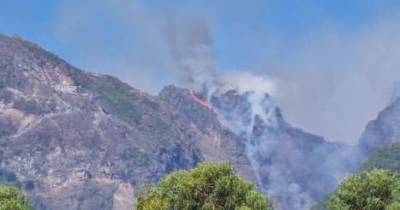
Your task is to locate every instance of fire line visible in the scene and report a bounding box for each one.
[189,89,211,109]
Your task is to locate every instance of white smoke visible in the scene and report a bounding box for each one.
[269,18,400,144]
[163,15,218,91]
[52,1,383,209]
[54,0,400,146]
[220,72,277,96]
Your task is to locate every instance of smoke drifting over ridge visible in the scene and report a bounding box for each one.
[40,1,400,209]
[54,0,275,96]
[163,16,217,91]
[165,15,400,145]
[270,19,400,144]
[54,0,400,145]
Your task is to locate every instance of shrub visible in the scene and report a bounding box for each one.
[0,186,31,210]
[328,170,400,210]
[136,163,273,210]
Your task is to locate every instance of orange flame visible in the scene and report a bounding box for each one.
[189,89,210,109]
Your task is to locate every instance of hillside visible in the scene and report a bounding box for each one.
[359,98,400,155]
[0,34,208,210]
[360,143,400,173]
[0,34,358,210]
[310,142,400,210]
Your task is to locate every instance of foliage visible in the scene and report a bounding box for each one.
[0,186,31,210]
[0,169,21,189]
[136,163,273,210]
[328,170,400,210]
[68,71,178,144]
[68,71,142,125]
[361,143,400,173]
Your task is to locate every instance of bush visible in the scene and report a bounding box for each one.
[136,163,273,210]
[328,170,400,210]
[0,186,31,210]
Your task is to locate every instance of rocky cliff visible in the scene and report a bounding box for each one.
[359,98,400,155]
[0,35,206,210]
[160,86,358,210]
[0,34,357,210]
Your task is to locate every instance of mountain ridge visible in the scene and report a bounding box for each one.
[0,34,361,210]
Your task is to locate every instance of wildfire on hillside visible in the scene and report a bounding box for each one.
[188,89,211,109]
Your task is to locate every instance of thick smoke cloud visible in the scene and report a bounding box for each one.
[54,0,400,145]
[54,0,217,92]
[54,0,273,95]
[50,2,400,209]
[270,18,400,144]
[162,15,218,91]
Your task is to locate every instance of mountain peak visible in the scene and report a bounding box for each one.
[0,34,65,67]
[0,36,205,210]
[0,35,359,210]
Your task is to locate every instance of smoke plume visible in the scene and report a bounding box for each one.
[269,18,400,144]
[52,2,400,209]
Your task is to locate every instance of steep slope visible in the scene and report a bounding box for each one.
[310,142,400,210]
[160,86,358,210]
[0,35,205,210]
[0,34,358,210]
[159,86,256,182]
[360,143,400,173]
[359,98,400,155]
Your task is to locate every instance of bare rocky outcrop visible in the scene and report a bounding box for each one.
[0,35,203,210]
[0,34,360,210]
[160,86,359,210]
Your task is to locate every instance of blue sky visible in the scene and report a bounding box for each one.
[2,0,400,143]
[2,0,400,76]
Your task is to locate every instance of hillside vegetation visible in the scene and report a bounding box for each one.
[329,170,400,210]
[361,143,400,173]
[136,163,273,210]
[312,142,400,210]
[0,186,31,210]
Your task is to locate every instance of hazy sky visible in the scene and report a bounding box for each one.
[2,0,400,144]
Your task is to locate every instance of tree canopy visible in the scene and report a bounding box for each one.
[328,170,400,210]
[136,163,273,210]
[0,186,31,210]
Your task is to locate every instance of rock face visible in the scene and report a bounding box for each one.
[159,86,256,182]
[0,35,204,210]
[208,90,358,210]
[0,35,357,210]
[160,87,358,210]
[359,98,400,155]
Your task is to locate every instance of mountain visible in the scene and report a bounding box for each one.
[310,142,400,210]
[0,35,207,210]
[0,34,356,210]
[360,143,400,173]
[309,142,400,210]
[207,89,360,210]
[359,98,400,155]
[160,85,362,209]
[309,96,400,210]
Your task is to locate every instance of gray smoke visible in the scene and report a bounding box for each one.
[162,15,218,91]
[269,18,400,144]
[52,1,400,209]
[54,0,400,145]
[54,0,218,93]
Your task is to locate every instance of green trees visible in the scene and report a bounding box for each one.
[0,186,31,210]
[136,163,273,210]
[361,143,400,173]
[328,170,400,210]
